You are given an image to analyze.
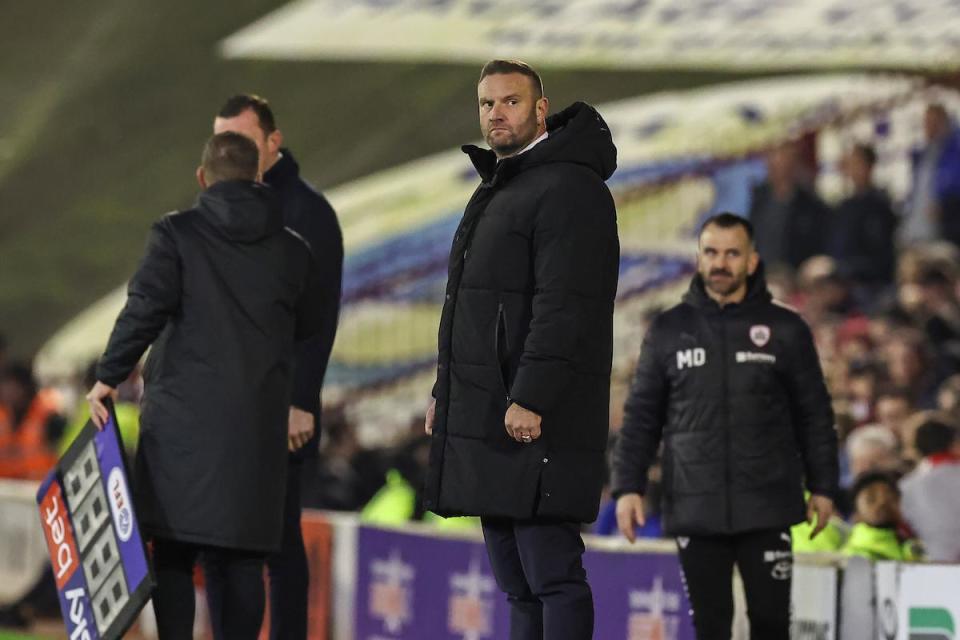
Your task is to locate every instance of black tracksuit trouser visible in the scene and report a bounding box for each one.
[676,528,793,640]
[205,459,309,640]
[153,537,265,640]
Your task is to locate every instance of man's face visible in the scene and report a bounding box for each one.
[843,149,872,190]
[876,396,912,433]
[213,108,280,176]
[697,224,759,298]
[766,144,798,185]
[478,73,545,158]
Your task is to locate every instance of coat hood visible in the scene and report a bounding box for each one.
[464,101,618,184]
[682,262,773,312]
[197,180,283,243]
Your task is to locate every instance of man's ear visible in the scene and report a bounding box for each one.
[267,129,283,156]
[196,166,208,189]
[748,248,760,275]
[537,97,549,127]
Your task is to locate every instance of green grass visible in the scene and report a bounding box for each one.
[0,0,759,358]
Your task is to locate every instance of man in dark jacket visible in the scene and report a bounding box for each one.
[212,94,343,640]
[749,142,832,269]
[423,60,620,640]
[830,144,898,288]
[86,132,323,639]
[612,213,837,640]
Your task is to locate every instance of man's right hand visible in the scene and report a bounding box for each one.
[615,493,646,543]
[86,381,117,430]
[425,399,436,435]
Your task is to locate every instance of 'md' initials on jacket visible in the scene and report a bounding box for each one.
[676,348,706,370]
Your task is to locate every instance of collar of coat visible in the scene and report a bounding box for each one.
[461,101,617,187]
[264,148,300,188]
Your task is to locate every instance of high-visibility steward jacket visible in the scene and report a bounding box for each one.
[842,523,919,561]
[0,389,62,480]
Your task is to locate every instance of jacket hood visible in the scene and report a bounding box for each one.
[463,101,618,184]
[683,261,773,311]
[197,180,283,243]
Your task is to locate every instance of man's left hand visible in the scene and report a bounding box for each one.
[288,407,316,452]
[504,403,542,443]
[806,493,835,539]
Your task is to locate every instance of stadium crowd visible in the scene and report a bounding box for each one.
[1,102,960,626]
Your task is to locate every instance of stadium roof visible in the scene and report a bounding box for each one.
[220,0,960,71]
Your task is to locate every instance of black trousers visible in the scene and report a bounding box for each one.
[481,517,594,640]
[205,460,309,640]
[153,537,265,640]
[676,528,792,640]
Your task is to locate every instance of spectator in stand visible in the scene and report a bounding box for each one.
[875,387,916,445]
[830,143,898,289]
[883,329,939,409]
[899,411,943,466]
[0,363,65,480]
[846,424,900,480]
[914,265,960,377]
[845,361,882,426]
[902,103,960,248]
[795,256,857,328]
[899,419,960,562]
[938,375,960,419]
[843,471,918,561]
[304,407,388,512]
[749,141,831,269]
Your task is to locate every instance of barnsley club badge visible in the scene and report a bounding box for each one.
[749,325,771,348]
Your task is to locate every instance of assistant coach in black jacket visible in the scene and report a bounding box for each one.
[87,132,324,639]
[213,95,343,640]
[612,213,837,640]
[424,60,619,640]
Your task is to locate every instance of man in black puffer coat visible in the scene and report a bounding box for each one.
[612,213,838,640]
[87,132,323,639]
[423,60,620,640]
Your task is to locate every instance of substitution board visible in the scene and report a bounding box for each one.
[36,401,153,639]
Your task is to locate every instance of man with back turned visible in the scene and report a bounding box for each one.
[86,132,323,639]
[424,59,620,640]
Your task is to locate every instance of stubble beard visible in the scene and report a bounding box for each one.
[703,271,747,297]
[485,111,538,158]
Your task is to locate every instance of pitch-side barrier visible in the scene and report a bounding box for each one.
[3,487,958,639]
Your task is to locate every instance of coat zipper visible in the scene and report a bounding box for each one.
[495,302,511,402]
[720,312,733,531]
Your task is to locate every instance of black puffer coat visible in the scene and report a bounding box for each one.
[424,102,620,523]
[612,267,838,535]
[97,180,323,552]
